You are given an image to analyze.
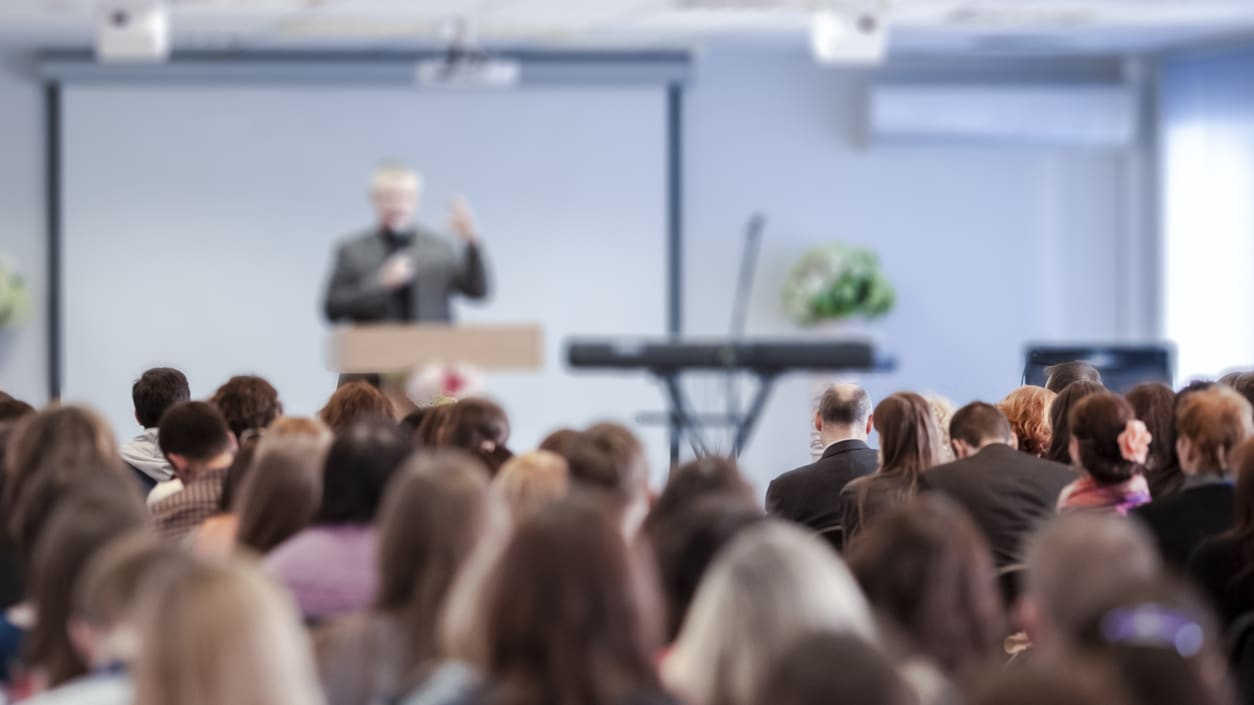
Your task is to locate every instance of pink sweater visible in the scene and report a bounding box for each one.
[265,524,378,622]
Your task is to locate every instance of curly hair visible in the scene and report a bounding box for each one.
[318,382,394,433]
[210,375,282,440]
[998,386,1056,458]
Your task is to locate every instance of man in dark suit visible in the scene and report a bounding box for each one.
[920,402,1074,569]
[323,162,489,324]
[766,384,878,535]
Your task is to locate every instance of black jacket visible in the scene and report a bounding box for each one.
[919,444,1074,568]
[1132,479,1234,572]
[766,439,878,532]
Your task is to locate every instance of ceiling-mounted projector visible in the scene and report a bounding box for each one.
[96,1,170,63]
[416,17,519,87]
[810,7,889,66]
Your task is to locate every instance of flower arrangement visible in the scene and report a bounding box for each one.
[782,242,895,325]
[0,256,30,329]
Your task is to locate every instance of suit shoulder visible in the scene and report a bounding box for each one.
[769,464,816,490]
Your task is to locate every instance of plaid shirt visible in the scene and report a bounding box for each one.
[152,466,229,542]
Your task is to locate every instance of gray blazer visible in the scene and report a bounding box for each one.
[323,227,489,323]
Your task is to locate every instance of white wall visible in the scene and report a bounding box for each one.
[0,54,47,405]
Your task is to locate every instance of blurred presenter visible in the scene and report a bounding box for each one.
[323,162,489,324]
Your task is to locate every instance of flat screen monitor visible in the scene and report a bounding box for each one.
[1023,344,1174,393]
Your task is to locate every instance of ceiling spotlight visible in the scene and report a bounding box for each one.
[810,6,889,66]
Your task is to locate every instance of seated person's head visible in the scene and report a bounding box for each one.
[0,391,36,424]
[1044,361,1104,394]
[1124,383,1177,478]
[132,367,189,430]
[998,386,1056,458]
[319,381,395,433]
[493,450,570,520]
[647,456,753,524]
[210,375,282,440]
[815,384,873,443]
[873,392,942,477]
[1022,513,1162,654]
[1067,392,1146,485]
[315,419,411,526]
[437,398,512,475]
[538,427,579,455]
[235,436,326,554]
[1175,386,1253,477]
[949,401,1015,459]
[158,401,234,481]
[559,423,650,536]
[758,631,918,705]
[1046,380,1105,464]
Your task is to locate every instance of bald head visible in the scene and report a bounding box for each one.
[815,384,873,444]
[1023,514,1162,651]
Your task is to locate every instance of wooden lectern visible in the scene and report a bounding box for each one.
[328,323,544,374]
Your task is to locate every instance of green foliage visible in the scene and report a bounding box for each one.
[0,257,30,329]
[782,243,895,325]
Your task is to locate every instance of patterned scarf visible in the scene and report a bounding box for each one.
[1057,475,1152,516]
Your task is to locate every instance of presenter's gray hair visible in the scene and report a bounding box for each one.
[370,161,422,191]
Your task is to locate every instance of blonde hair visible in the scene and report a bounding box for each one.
[370,162,421,193]
[999,386,1057,458]
[662,522,876,705]
[134,558,326,705]
[1177,386,1254,472]
[493,451,570,518]
[268,416,332,444]
[925,393,957,463]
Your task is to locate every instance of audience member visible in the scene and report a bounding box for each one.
[767,384,877,535]
[0,393,35,422]
[132,558,325,705]
[967,664,1126,705]
[1231,372,1254,419]
[920,402,1073,569]
[1072,578,1235,705]
[1043,361,1103,394]
[1188,437,1254,629]
[841,392,942,542]
[1057,392,1153,515]
[266,420,410,621]
[25,482,149,690]
[925,393,957,464]
[558,423,651,538]
[120,368,189,494]
[209,375,283,440]
[436,399,512,475]
[492,450,569,519]
[151,402,236,542]
[1125,383,1180,498]
[190,432,261,556]
[319,381,396,433]
[997,386,1056,458]
[1020,514,1163,660]
[0,394,35,611]
[1133,386,1252,569]
[415,403,455,448]
[1044,380,1104,464]
[538,427,579,455]
[270,415,334,442]
[847,496,1005,678]
[663,522,876,705]
[648,456,754,530]
[316,452,490,705]
[645,496,764,641]
[756,632,918,705]
[235,436,326,555]
[454,498,671,705]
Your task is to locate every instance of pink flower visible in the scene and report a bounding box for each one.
[1117,419,1152,465]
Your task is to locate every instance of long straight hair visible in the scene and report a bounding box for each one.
[873,392,942,489]
[1225,439,1254,586]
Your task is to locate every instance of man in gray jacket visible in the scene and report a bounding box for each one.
[323,163,489,323]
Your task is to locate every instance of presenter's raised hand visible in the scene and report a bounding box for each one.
[449,196,478,244]
[378,251,415,290]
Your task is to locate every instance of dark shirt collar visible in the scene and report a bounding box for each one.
[822,438,871,458]
[378,226,415,247]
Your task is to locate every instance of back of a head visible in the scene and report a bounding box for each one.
[493,450,570,519]
[757,632,917,705]
[560,424,648,503]
[1045,361,1104,394]
[665,521,875,705]
[647,495,764,642]
[132,368,190,429]
[1125,383,1177,478]
[1073,578,1235,705]
[1045,380,1105,464]
[267,415,331,443]
[481,497,661,705]
[1231,372,1254,418]
[158,401,232,463]
[134,559,324,705]
[1230,438,1254,540]
[1069,392,1141,484]
[437,398,512,475]
[316,420,411,525]
[210,375,282,440]
[873,392,941,479]
[235,436,326,553]
[818,384,872,428]
[647,456,752,524]
[949,402,1013,450]
[319,381,394,433]
[1176,386,1254,473]
[0,392,36,424]
[1024,513,1162,648]
[998,386,1056,458]
[538,428,579,455]
[846,496,1004,676]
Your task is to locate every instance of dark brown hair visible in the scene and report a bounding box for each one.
[210,375,282,440]
[235,437,324,553]
[26,481,150,686]
[646,456,753,525]
[846,496,1005,676]
[0,392,35,423]
[1176,386,1253,474]
[818,385,872,426]
[873,392,941,486]
[374,452,490,679]
[1126,383,1178,497]
[998,386,1056,458]
[131,368,190,429]
[1070,392,1141,484]
[316,420,411,525]
[478,498,664,705]
[949,402,1013,449]
[436,399,512,475]
[218,434,262,512]
[538,428,579,456]
[559,423,649,506]
[1045,380,1105,464]
[157,401,232,463]
[1044,361,1103,394]
[1222,438,1254,586]
[319,382,395,433]
[758,632,918,705]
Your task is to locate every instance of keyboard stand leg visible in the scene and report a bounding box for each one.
[732,373,778,458]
